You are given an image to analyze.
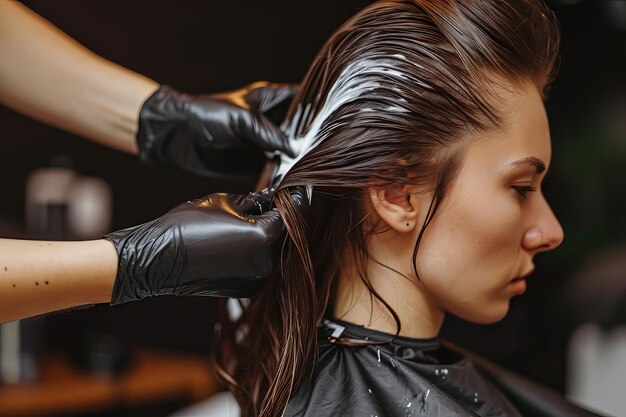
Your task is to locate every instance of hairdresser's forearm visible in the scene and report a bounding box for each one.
[0,2,158,154]
[0,238,117,323]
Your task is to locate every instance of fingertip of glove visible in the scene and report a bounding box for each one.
[255,117,297,157]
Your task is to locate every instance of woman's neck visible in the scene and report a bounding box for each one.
[331,242,445,339]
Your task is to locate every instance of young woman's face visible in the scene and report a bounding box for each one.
[414,82,564,324]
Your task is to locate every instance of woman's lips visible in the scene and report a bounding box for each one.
[509,277,527,294]
[508,267,533,295]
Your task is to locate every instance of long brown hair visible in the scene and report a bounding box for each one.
[214,1,560,416]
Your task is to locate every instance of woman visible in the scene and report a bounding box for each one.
[216,1,597,416]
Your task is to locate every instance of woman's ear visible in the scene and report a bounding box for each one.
[368,184,425,233]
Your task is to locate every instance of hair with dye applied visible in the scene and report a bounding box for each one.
[214,1,560,416]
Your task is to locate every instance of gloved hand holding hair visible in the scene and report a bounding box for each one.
[136,82,298,177]
[106,187,307,304]
[0,188,309,322]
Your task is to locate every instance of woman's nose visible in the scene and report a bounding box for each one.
[522,198,564,253]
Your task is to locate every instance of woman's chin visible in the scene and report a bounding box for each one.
[451,302,510,325]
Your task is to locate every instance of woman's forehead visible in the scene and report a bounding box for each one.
[462,83,552,171]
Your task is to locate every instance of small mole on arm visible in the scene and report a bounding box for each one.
[35,282,39,286]
[13,284,16,288]
[3,266,7,272]
[45,281,49,285]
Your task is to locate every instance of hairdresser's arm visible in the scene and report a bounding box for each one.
[0,189,307,323]
[0,238,117,324]
[0,1,157,154]
[0,2,296,175]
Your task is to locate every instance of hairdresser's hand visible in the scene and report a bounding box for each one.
[105,189,285,305]
[136,82,298,176]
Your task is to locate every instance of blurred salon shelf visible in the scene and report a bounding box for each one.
[0,349,219,416]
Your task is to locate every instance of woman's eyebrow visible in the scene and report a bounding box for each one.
[511,156,546,174]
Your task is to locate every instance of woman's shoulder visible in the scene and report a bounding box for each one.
[446,342,602,417]
[285,339,478,417]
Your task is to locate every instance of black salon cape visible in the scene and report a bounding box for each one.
[284,319,601,417]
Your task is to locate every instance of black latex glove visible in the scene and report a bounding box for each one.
[105,187,308,305]
[136,81,298,176]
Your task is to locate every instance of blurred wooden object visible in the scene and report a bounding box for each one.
[0,349,219,416]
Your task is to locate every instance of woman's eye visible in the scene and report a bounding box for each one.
[512,185,537,199]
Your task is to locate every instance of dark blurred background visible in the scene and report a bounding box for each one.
[0,0,624,416]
